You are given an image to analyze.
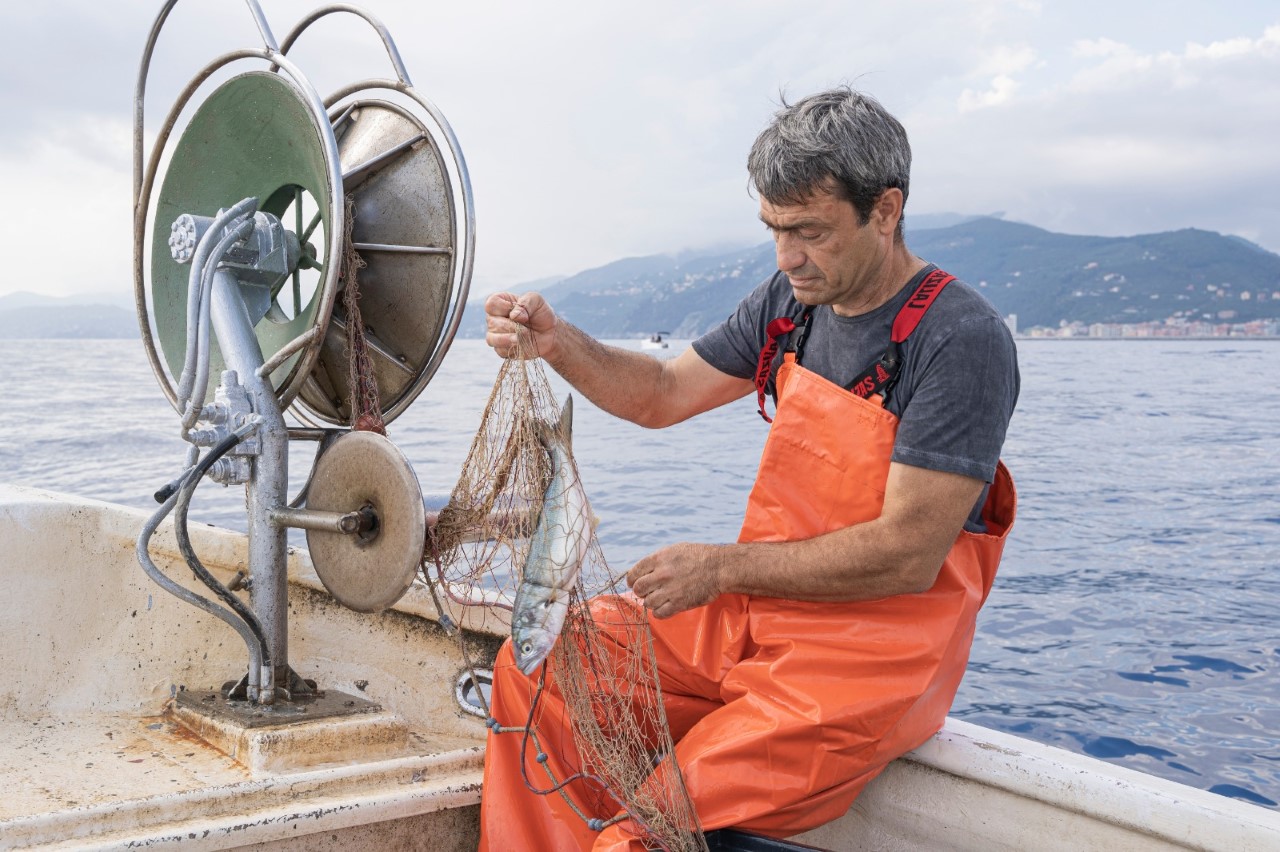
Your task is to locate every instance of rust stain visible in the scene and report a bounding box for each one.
[144,712,252,777]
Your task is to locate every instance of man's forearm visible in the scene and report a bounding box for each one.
[626,464,984,618]
[719,521,943,601]
[487,291,753,429]
[626,520,943,619]
[541,320,675,428]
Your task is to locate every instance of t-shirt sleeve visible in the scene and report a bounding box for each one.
[691,272,790,379]
[891,315,1019,482]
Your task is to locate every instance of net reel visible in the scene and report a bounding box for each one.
[133,0,473,706]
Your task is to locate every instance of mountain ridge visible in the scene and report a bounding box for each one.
[457,217,1280,337]
[5,218,1278,339]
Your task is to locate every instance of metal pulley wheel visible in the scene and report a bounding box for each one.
[305,430,426,613]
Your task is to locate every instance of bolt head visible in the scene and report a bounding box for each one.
[169,215,198,263]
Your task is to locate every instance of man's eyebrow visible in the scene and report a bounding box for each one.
[758,214,824,231]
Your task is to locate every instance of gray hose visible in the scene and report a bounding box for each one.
[182,218,256,433]
[135,419,265,698]
[176,197,257,416]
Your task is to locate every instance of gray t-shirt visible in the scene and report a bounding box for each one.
[692,264,1019,532]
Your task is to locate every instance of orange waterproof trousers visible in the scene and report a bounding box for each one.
[479,355,1016,850]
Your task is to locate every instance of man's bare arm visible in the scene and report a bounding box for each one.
[627,463,985,617]
[485,291,754,427]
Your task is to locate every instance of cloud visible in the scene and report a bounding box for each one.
[958,74,1020,111]
[0,118,133,298]
[1185,24,1280,59]
[3,1,1279,301]
[956,45,1038,112]
[913,18,1280,251]
[1068,25,1280,93]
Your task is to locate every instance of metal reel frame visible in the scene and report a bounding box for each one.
[133,1,475,429]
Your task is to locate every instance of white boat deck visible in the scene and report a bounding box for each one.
[0,712,482,849]
[0,485,496,850]
[3,483,1279,851]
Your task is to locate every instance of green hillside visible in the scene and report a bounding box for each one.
[912,220,1280,328]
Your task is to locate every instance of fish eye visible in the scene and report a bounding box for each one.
[521,642,533,655]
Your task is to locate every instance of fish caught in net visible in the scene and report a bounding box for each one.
[431,331,707,851]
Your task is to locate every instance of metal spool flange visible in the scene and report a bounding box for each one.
[294,97,462,426]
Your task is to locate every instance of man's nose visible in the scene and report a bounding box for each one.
[775,234,805,272]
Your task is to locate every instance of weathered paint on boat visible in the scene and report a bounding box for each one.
[1,483,1278,850]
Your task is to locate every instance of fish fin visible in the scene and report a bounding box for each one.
[558,395,574,447]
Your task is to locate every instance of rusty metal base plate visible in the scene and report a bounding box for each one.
[172,688,409,774]
[175,688,383,729]
[305,430,426,613]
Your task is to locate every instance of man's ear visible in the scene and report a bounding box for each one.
[872,188,904,236]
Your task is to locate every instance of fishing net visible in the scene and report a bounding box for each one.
[339,194,386,435]
[431,331,707,851]
[334,195,702,846]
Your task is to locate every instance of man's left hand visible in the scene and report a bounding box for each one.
[626,543,726,619]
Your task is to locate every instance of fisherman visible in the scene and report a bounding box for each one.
[479,86,1019,850]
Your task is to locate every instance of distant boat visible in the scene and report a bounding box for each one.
[642,332,670,349]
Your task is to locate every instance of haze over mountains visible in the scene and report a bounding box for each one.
[458,216,1280,338]
[4,216,1278,339]
[0,291,136,340]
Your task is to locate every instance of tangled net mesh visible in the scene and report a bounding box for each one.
[431,331,707,851]
[339,194,387,435]
[334,197,702,847]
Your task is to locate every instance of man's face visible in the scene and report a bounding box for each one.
[758,186,893,317]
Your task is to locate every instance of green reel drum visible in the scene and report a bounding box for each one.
[149,70,339,411]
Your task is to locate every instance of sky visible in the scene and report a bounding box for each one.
[1,0,1278,300]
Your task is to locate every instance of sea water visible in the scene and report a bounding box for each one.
[1,337,1277,808]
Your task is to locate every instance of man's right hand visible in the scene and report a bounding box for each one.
[484,292,559,361]
[484,289,754,429]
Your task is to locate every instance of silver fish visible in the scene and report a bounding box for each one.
[511,396,593,675]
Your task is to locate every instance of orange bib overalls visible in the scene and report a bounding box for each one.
[480,343,1016,851]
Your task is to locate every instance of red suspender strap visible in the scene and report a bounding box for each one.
[891,268,955,343]
[755,316,797,423]
[754,267,956,417]
[849,268,955,401]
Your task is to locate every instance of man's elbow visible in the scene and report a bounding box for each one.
[900,553,947,595]
[631,376,701,428]
[633,406,694,430]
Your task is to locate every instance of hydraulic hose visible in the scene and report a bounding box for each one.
[135,419,268,697]
[182,216,257,433]
[176,197,257,422]
[173,423,272,673]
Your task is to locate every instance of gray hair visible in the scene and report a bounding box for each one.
[747,86,911,236]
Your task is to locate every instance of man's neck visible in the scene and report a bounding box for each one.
[832,246,928,318]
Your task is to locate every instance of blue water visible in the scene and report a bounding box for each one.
[1,337,1278,808]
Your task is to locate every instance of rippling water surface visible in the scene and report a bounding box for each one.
[1,337,1277,807]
